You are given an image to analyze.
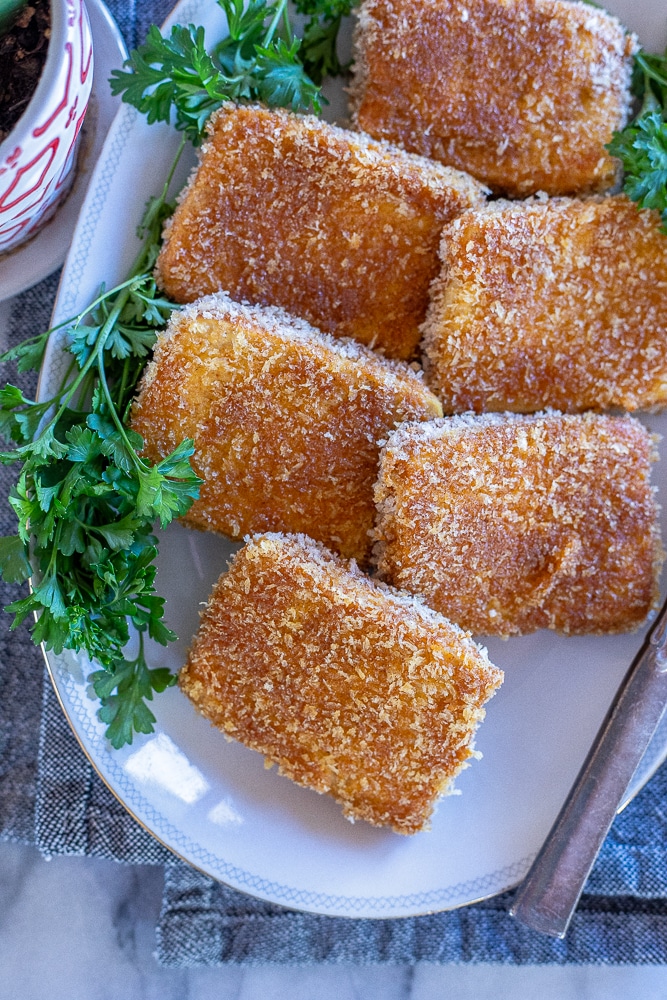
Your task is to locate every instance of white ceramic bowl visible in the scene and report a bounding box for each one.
[0,0,93,253]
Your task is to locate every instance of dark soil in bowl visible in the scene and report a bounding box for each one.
[0,0,51,144]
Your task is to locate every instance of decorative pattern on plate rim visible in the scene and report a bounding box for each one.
[51,648,533,914]
[51,104,138,324]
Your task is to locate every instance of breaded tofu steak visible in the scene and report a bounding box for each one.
[179,533,503,834]
[351,0,635,196]
[155,104,486,360]
[373,413,663,637]
[130,293,442,563]
[421,197,667,414]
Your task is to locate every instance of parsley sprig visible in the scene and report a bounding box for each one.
[293,0,359,85]
[608,44,667,231]
[0,141,201,749]
[110,0,326,142]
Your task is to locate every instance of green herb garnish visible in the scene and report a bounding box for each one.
[608,44,667,231]
[110,0,328,142]
[0,144,201,749]
[293,0,359,85]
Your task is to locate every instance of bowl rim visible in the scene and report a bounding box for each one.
[0,0,82,161]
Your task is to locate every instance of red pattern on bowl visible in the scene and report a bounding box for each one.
[0,0,93,253]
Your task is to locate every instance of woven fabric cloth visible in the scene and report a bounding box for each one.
[2,0,667,967]
[157,870,667,966]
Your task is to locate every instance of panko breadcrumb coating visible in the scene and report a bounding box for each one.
[421,196,667,414]
[130,293,441,562]
[155,104,486,360]
[351,0,636,196]
[373,413,663,637]
[179,533,503,834]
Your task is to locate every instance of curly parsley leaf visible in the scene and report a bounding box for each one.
[110,0,323,144]
[608,112,667,229]
[110,22,239,143]
[0,331,50,374]
[294,0,359,84]
[91,634,178,749]
[254,38,320,110]
[608,45,667,232]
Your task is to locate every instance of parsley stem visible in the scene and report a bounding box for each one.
[263,0,289,47]
[637,53,667,88]
[41,275,152,346]
[281,4,290,38]
[95,328,145,470]
[39,287,131,444]
[26,347,101,453]
[162,136,186,199]
[118,357,132,414]
[43,522,62,579]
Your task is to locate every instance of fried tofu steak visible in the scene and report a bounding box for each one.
[421,197,667,414]
[130,294,441,563]
[155,104,485,360]
[351,0,635,196]
[373,413,663,637]
[179,533,503,834]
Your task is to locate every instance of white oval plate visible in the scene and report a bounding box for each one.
[42,0,667,918]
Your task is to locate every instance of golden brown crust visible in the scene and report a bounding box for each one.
[373,412,663,637]
[421,196,667,414]
[179,532,503,834]
[155,104,486,360]
[351,0,636,196]
[130,293,442,562]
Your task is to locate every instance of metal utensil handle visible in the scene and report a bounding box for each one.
[509,600,667,938]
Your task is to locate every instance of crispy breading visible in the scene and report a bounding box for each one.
[421,196,667,414]
[351,0,636,196]
[373,413,663,637]
[130,293,441,562]
[155,104,486,360]
[179,533,503,834]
